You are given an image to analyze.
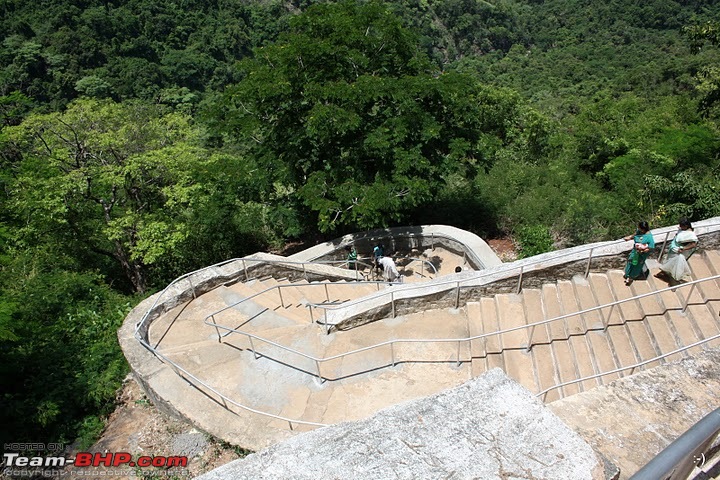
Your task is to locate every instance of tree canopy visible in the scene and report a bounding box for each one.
[211,0,549,231]
[3,0,720,451]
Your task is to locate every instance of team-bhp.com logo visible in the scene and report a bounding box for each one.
[4,452,188,468]
[3,444,189,477]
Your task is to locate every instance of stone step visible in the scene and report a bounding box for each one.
[607,271,646,368]
[480,297,505,372]
[558,279,596,393]
[149,291,230,350]
[325,282,379,303]
[541,284,578,398]
[224,282,311,325]
[625,273,671,371]
[466,301,486,377]
[685,255,720,348]
[689,253,720,301]
[523,289,558,401]
[572,275,613,387]
[495,293,538,393]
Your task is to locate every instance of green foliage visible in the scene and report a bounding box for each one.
[516,225,554,258]
[0,0,295,106]
[213,0,547,232]
[3,0,720,453]
[0,258,133,446]
[4,98,272,292]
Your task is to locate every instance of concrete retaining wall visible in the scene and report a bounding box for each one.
[327,218,720,330]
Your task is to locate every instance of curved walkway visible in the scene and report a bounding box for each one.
[118,220,720,450]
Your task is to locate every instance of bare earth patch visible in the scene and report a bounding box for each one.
[487,237,518,262]
[62,375,247,479]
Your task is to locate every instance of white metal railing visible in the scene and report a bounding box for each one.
[135,334,328,430]
[630,406,720,480]
[133,254,435,430]
[134,221,720,431]
[315,230,481,269]
[536,332,720,401]
[202,258,436,336]
[307,221,720,328]
[205,278,391,339]
[133,255,376,430]
[205,273,720,385]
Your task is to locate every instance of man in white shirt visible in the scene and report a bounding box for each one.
[378,256,400,282]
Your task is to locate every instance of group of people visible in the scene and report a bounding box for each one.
[344,243,400,283]
[623,218,698,286]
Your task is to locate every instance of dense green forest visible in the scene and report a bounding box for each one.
[2,0,720,448]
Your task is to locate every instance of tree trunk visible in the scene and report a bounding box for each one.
[114,241,147,294]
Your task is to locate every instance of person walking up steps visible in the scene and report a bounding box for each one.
[623,221,655,286]
[656,217,698,282]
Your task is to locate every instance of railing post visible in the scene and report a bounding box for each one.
[242,259,249,282]
[308,304,314,323]
[516,266,524,294]
[315,360,324,384]
[325,309,330,334]
[391,342,396,367]
[455,281,461,308]
[210,315,222,342]
[658,231,671,263]
[603,304,615,330]
[526,324,536,352]
[324,283,329,302]
[248,336,258,359]
[391,291,396,318]
[683,284,697,313]
[584,247,594,278]
[457,341,461,367]
[278,287,285,308]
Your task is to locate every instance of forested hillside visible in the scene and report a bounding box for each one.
[2,0,720,448]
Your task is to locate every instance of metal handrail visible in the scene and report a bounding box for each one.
[133,255,384,430]
[207,272,720,384]
[134,220,720,430]
[307,222,720,321]
[536,332,720,401]
[133,253,445,430]
[206,278,391,329]
[312,256,438,278]
[629,407,720,480]
[135,336,328,430]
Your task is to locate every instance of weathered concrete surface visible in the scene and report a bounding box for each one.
[288,224,503,270]
[549,346,720,479]
[324,217,720,329]
[196,369,612,480]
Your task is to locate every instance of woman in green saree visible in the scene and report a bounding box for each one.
[623,221,655,285]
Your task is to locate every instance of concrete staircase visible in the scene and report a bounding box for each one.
[143,250,720,449]
[467,250,720,402]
